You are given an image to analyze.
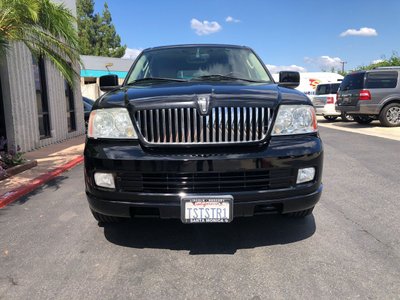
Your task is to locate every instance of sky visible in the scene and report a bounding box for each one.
[93,0,400,73]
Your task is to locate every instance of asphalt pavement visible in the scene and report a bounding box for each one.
[1,126,399,299]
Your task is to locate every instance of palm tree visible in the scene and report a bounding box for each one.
[0,0,80,85]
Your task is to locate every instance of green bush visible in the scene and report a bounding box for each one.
[0,137,25,171]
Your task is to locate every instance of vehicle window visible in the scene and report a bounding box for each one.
[83,97,95,106]
[83,102,92,112]
[339,72,365,91]
[316,84,330,95]
[331,83,340,93]
[366,71,398,89]
[125,47,272,84]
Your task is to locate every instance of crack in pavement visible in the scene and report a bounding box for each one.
[331,205,399,258]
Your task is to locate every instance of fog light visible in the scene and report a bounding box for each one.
[296,167,315,184]
[94,172,115,189]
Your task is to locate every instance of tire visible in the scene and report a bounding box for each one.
[341,112,354,122]
[91,209,123,223]
[379,103,400,127]
[323,116,338,121]
[285,207,314,218]
[353,115,374,125]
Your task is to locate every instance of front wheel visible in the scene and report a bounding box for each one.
[354,116,374,125]
[323,116,338,121]
[284,207,314,218]
[341,112,354,122]
[379,103,400,127]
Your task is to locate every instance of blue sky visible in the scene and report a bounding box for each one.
[93,0,400,73]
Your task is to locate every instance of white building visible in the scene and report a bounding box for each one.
[0,0,84,152]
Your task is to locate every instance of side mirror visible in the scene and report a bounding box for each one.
[278,71,300,88]
[99,74,120,92]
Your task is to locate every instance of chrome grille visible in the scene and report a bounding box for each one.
[134,106,271,144]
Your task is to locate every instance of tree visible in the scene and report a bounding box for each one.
[76,0,97,55]
[0,0,80,85]
[77,0,126,57]
[358,52,400,70]
[96,3,126,57]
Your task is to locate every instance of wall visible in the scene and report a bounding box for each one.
[0,42,84,152]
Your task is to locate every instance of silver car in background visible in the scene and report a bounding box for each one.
[313,82,354,122]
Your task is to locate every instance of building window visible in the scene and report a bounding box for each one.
[65,80,76,132]
[32,56,51,139]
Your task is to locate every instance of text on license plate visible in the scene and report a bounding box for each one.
[181,196,233,223]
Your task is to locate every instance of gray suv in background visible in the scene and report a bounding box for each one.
[336,67,400,126]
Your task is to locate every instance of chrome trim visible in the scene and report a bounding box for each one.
[149,110,154,142]
[168,109,172,142]
[135,106,271,145]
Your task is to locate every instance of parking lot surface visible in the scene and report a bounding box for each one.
[317,117,400,141]
[1,126,400,299]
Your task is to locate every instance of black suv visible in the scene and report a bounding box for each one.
[336,67,400,126]
[84,44,323,224]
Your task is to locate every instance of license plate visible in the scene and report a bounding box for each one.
[181,196,233,224]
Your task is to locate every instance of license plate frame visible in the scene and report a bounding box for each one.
[180,195,233,224]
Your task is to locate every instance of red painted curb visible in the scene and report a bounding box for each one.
[0,155,84,209]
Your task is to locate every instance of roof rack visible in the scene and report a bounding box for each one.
[373,66,400,70]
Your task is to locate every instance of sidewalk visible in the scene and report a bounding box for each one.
[0,135,85,207]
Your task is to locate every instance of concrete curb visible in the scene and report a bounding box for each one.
[0,155,84,209]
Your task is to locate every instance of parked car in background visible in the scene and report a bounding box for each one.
[83,97,94,126]
[272,72,343,100]
[312,83,353,122]
[336,67,400,126]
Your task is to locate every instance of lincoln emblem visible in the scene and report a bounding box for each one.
[197,96,210,115]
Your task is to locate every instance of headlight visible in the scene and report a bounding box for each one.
[88,108,138,139]
[272,105,317,135]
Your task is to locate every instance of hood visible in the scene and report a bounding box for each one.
[94,81,310,110]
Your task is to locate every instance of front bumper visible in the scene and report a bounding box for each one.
[84,134,323,219]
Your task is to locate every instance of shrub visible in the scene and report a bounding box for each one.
[0,137,25,170]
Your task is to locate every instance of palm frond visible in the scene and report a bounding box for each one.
[0,0,80,86]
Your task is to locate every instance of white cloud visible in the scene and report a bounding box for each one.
[372,59,384,64]
[340,27,378,37]
[122,48,142,60]
[304,56,343,71]
[226,16,240,23]
[266,64,307,73]
[191,18,222,35]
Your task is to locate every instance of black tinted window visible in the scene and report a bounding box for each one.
[366,71,398,89]
[340,73,365,91]
[316,83,340,95]
[331,83,340,93]
[316,84,330,95]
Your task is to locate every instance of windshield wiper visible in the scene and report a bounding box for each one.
[191,74,265,83]
[126,77,188,85]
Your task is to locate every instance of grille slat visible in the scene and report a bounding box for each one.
[149,110,154,142]
[193,108,198,142]
[135,106,271,145]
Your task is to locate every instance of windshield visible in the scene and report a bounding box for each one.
[125,46,272,84]
[339,73,365,91]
